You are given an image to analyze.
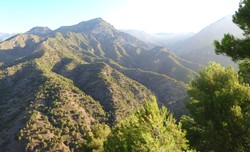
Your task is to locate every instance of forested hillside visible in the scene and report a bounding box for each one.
[1,1,250,151]
[0,17,193,151]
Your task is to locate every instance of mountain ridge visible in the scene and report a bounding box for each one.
[122,16,242,66]
[176,16,242,66]
[0,18,192,151]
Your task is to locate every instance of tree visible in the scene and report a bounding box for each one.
[82,123,111,152]
[181,62,250,151]
[104,97,193,152]
[214,0,250,83]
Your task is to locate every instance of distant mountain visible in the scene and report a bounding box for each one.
[0,32,16,42]
[153,32,195,49]
[123,16,243,67]
[173,16,243,66]
[0,18,193,151]
[121,29,194,49]
[27,26,52,36]
[120,30,159,47]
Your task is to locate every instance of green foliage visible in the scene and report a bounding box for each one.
[214,0,250,60]
[82,123,111,152]
[104,97,192,152]
[214,0,250,84]
[233,0,250,35]
[182,62,250,151]
[214,34,250,61]
[238,60,250,83]
[211,3,250,149]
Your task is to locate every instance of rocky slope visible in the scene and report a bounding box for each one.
[27,26,52,37]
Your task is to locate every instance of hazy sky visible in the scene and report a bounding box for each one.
[0,0,240,33]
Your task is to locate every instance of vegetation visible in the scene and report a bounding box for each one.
[181,1,250,151]
[136,47,198,83]
[0,17,190,151]
[104,97,192,152]
[181,63,250,151]
[214,0,250,83]
[81,123,111,152]
[2,2,249,150]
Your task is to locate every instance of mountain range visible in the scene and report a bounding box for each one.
[121,29,195,49]
[123,16,243,66]
[0,18,196,151]
[0,15,242,151]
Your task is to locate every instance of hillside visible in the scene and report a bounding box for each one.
[0,18,191,151]
[135,47,199,83]
[93,58,189,117]
[175,16,243,66]
[123,16,243,67]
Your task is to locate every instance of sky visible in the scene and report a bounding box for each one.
[0,0,240,33]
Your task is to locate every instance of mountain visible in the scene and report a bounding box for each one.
[0,18,191,151]
[123,16,243,67]
[174,16,243,66]
[0,32,17,42]
[27,26,52,36]
[135,47,199,83]
[54,18,149,67]
[121,29,195,49]
[152,32,195,50]
[53,18,198,82]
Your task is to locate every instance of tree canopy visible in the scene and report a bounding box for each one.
[214,0,250,60]
[214,0,250,84]
[181,62,250,151]
[104,97,193,152]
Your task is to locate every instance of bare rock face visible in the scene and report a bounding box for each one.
[27,26,52,36]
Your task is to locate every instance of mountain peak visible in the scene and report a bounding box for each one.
[78,17,114,30]
[27,26,52,36]
[85,17,105,23]
[56,18,116,34]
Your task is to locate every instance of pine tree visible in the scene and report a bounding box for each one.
[214,0,250,83]
[181,62,250,151]
[104,97,193,152]
[82,123,111,152]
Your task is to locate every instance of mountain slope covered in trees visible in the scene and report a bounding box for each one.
[0,18,194,151]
